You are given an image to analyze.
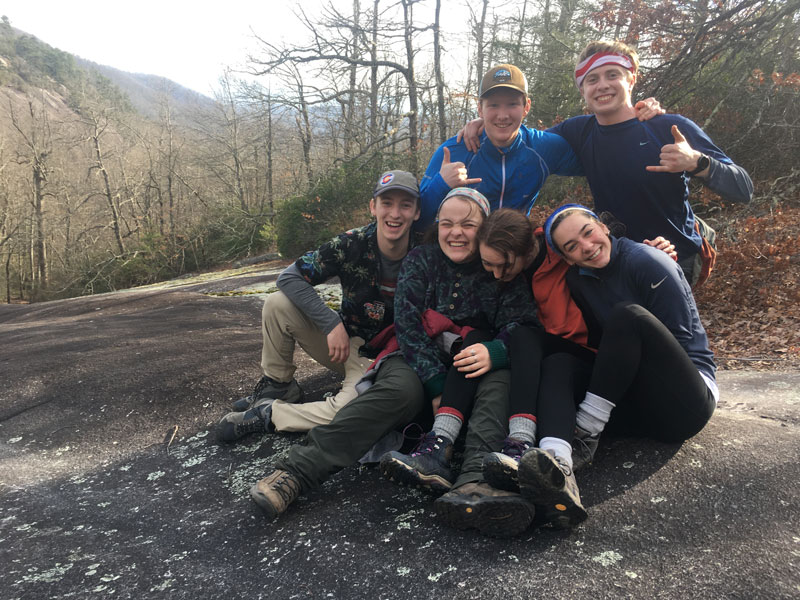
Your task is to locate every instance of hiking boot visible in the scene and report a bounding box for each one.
[572,425,600,472]
[433,481,536,538]
[380,432,455,493]
[217,398,274,443]
[230,376,303,411]
[250,469,301,518]
[518,448,588,529]
[482,437,533,493]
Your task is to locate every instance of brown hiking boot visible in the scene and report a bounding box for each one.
[433,481,536,538]
[250,469,301,518]
[518,448,588,529]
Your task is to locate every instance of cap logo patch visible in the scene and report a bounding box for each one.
[494,69,511,81]
[380,173,394,186]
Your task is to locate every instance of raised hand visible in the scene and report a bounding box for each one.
[646,125,703,174]
[439,146,482,188]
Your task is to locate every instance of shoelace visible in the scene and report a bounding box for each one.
[410,432,442,457]
[235,406,269,435]
[571,433,596,464]
[502,438,532,460]
[400,422,426,444]
[253,375,273,396]
[552,454,574,477]
[271,472,300,503]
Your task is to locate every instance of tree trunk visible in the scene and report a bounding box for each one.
[32,158,47,286]
[434,0,447,144]
[401,0,419,173]
[91,125,126,255]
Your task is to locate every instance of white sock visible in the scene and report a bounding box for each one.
[575,391,616,435]
[539,437,573,470]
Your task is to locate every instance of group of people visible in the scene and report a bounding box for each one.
[216,40,752,537]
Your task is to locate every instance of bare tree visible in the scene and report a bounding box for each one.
[433,0,447,144]
[83,108,126,255]
[7,95,54,290]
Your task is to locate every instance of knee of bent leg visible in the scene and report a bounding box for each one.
[607,302,657,332]
[263,289,294,317]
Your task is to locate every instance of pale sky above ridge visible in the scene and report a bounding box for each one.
[2,1,307,95]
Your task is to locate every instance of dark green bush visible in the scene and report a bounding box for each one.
[274,156,412,257]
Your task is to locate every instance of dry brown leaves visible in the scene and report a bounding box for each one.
[695,202,800,371]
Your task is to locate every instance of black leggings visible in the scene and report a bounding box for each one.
[437,329,494,421]
[589,303,715,442]
[509,326,595,442]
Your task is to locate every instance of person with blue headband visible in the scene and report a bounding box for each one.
[474,205,695,529]
[508,204,716,517]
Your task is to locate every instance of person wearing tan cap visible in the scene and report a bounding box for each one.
[217,170,421,442]
[418,63,584,228]
[460,41,752,287]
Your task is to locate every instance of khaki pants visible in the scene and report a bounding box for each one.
[260,291,372,432]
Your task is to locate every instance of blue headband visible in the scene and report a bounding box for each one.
[543,204,600,254]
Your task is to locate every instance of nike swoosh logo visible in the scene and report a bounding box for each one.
[640,141,649,146]
[651,276,668,289]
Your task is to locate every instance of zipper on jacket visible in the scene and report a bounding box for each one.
[499,154,506,208]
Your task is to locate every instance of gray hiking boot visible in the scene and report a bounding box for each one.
[217,398,275,443]
[571,425,601,472]
[482,437,533,493]
[230,376,303,411]
[433,481,536,538]
[250,469,302,518]
[518,447,588,529]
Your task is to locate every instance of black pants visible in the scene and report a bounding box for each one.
[509,326,595,442]
[438,329,493,420]
[589,303,715,442]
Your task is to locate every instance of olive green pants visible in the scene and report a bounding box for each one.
[278,355,510,492]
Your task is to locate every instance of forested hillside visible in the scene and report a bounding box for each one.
[0,1,798,308]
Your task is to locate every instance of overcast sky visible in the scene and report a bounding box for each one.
[3,1,473,97]
[2,1,321,95]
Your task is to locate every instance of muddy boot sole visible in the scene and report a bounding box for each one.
[518,449,588,529]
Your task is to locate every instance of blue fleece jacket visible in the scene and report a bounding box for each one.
[418,128,582,229]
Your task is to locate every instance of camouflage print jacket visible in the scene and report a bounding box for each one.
[294,222,415,345]
[395,243,541,398]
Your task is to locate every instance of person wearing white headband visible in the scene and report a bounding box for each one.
[460,40,753,287]
[549,39,753,286]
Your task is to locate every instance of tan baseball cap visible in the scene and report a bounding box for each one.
[480,65,528,98]
[479,64,528,98]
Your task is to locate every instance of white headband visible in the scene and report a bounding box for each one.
[575,52,634,89]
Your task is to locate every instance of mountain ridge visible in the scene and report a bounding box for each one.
[0,20,213,120]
